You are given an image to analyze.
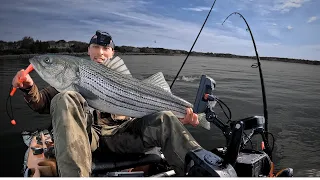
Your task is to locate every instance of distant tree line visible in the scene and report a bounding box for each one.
[0,36,190,55]
[0,36,88,55]
[0,36,319,65]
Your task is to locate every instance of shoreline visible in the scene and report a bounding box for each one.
[0,52,319,65]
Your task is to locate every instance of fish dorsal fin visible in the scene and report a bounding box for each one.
[143,72,171,93]
[102,56,132,77]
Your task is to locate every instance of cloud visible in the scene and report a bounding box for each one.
[182,6,210,12]
[273,0,310,13]
[287,25,293,30]
[307,16,318,23]
[268,28,281,38]
[0,0,319,60]
[273,23,277,26]
[230,0,273,16]
[231,0,309,16]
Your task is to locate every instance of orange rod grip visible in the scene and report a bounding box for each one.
[10,64,34,96]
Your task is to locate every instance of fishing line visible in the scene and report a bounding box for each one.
[6,65,34,125]
[243,131,254,149]
[221,12,269,143]
[216,99,232,121]
[266,131,275,152]
[6,85,16,125]
[170,0,217,88]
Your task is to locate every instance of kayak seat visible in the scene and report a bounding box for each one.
[91,147,163,173]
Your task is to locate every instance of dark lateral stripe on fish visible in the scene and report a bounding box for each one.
[83,78,186,115]
[81,72,187,115]
[94,80,186,114]
[85,59,190,110]
[88,82,186,116]
[82,76,186,115]
[88,63,180,102]
[83,82,158,114]
[82,66,191,111]
[94,68,191,109]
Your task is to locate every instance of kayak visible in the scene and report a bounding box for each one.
[22,129,175,177]
[21,128,293,177]
[20,75,294,177]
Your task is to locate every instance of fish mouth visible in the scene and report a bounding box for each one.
[29,56,48,80]
[29,58,41,75]
[28,58,38,73]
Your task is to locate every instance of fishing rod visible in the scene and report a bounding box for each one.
[222,12,269,144]
[170,2,269,136]
[170,0,217,88]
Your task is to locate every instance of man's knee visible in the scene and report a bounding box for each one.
[51,91,85,107]
[149,111,181,126]
[50,91,87,115]
[52,91,83,104]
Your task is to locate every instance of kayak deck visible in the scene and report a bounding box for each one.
[23,131,57,177]
[22,129,172,177]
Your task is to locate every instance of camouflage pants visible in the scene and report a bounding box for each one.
[50,91,202,177]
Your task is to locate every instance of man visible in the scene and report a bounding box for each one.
[12,30,202,177]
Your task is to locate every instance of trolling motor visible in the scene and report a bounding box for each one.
[184,75,289,177]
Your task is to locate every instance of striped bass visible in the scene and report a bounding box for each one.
[29,54,194,119]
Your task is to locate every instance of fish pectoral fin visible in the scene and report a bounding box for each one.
[74,84,99,100]
[142,72,172,93]
[103,56,132,77]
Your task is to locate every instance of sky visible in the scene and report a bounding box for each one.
[0,0,319,60]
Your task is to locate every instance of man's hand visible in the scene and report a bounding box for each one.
[179,108,199,127]
[12,69,34,89]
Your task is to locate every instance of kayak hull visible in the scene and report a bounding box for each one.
[22,129,172,177]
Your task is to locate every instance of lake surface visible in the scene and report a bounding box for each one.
[0,55,319,177]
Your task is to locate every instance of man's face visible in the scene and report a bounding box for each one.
[88,43,114,63]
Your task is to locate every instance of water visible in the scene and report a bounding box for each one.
[0,55,319,177]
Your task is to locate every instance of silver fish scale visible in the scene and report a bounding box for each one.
[83,60,193,108]
[80,67,186,115]
[79,66,183,112]
[79,65,188,118]
[79,69,146,116]
[80,76,186,118]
